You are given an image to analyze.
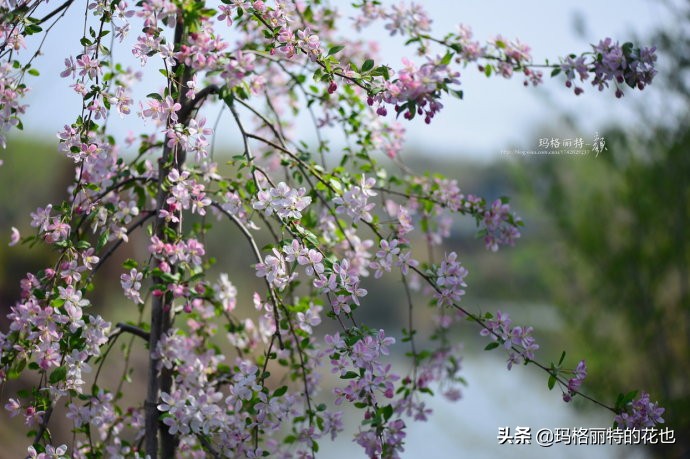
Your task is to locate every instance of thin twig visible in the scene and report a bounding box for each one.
[89,212,155,278]
[212,203,285,350]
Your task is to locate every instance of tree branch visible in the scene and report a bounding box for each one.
[116,322,150,341]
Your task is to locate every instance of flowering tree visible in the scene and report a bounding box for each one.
[0,1,665,458]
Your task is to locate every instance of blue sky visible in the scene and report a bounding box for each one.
[18,0,670,159]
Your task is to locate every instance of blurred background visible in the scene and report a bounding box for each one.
[1,0,688,458]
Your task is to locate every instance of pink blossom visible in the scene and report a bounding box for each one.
[614,392,665,428]
[76,54,101,80]
[8,226,19,246]
[121,268,144,304]
[252,182,311,220]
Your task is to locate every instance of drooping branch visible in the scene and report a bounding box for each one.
[115,322,150,341]
[211,202,285,351]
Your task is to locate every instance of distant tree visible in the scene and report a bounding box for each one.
[520,4,690,457]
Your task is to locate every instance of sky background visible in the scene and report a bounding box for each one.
[16,0,673,160]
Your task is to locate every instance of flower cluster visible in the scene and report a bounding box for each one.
[481,198,522,252]
[152,326,332,457]
[325,330,408,457]
[369,57,460,124]
[283,239,325,277]
[276,27,323,61]
[333,176,377,223]
[453,24,483,62]
[369,238,399,278]
[614,392,665,428]
[481,35,543,86]
[253,182,312,220]
[165,117,214,162]
[148,236,206,268]
[434,252,469,307]
[562,360,587,402]
[325,258,370,307]
[0,63,29,148]
[214,273,238,312]
[2,280,111,407]
[480,310,539,369]
[411,345,465,404]
[221,50,257,89]
[370,119,406,158]
[255,247,294,291]
[161,168,212,221]
[175,23,229,71]
[560,39,657,97]
[121,268,144,304]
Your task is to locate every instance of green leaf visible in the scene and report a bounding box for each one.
[76,240,91,250]
[621,42,634,57]
[96,230,109,250]
[122,258,139,270]
[361,59,374,73]
[440,52,453,66]
[146,92,163,101]
[550,67,561,77]
[484,342,500,351]
[450,89,463,99]
[24,24,42,35]
[381,404,394,421]
[547,374,556,390]
[7,359,26,379]
[49,366,67,384]
[374,65,390,80]
[273,386,288,397]
[159,272,180,283]
[327,45,345,56]
[558,351,566,366]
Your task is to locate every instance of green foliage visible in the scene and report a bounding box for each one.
[517,122,690,458]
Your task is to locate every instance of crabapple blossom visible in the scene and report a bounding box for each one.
[9,226,19,246]
[253,182,312,220]
[562,359,588,403]
[614,391,665,428]
[0,1,665,458]
[121,268,144,304]
[434,252,468,306]
[255,248,293,290]
[333,176,377,223]
[215,274,238,312]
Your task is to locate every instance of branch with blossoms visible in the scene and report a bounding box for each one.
[0,1,667,458]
